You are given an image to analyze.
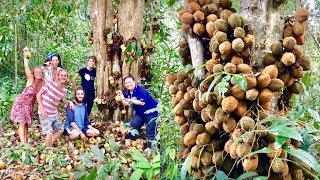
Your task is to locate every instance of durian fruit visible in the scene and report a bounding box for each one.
[239,116,255,131]
[193,23,206,35]
[295,34,306,45]
[289,81,302,94]
[292,21,305,36]
[236,143,252,158]
[297,54,311,71]
[222,117,237,133]
[258,88,273,104]
[230,85,245,100]
[232,38,245,52]
[231,55,244,65]
[283,26,293,38]
[184,131,197,146]
[233,27,246,39]
[220,9,233,21]
[245,74,257,90]
[242,154,259,171]
[193,124,205,134]
[224,139,233,153]
[229,141,238,159]
[190,155,199,169]
[219,0,232,9]
[215,31,228,43]
[290,64,303,78]
[205,121,218,135]
[232,128,245,140]
[261,65,278,79]
[177,147,190,160]
[243,34,256,47]
[257,73,271,88]
[221,96,238,113]
[267,78,284,92]
[234,100,249,117]
[291,169,305,180]
[169,85,178,95]
[237,64,253,74]
[181,24,191,34]
[207,3,218,14]
[206,140,220,152]
[193,10,205,22]
[180,124,189,136]
[271,41,283,56]
[271,158,285,174]
[181,12,194,24]
[274,61,286,73]
[175,116,187,126]
[215,19,228,32]
[228,13,242,29]
[212,151,224,166]
[178,40,188,49]
[263,53,277,66]
[281,52,296,67]
[246,88,259,101]
[219,41,232,55]
[206,22,216,37]
[215,107,230,123]
[294,8,310,22]
[209,39,220,53]
[256,124,267,137]
[223,63,236,74]
[206,14,218,23]
[260,100,272,111]
[267,142,282,158]
[283,37,296,51]
[188,2,201,14]
[196,132,211,145]
[201,151,213,166]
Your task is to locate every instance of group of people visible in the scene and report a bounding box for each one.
[10,52,159,150]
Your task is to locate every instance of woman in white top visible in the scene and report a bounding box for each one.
[43,53,62,83]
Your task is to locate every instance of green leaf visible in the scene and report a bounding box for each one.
[127,56,135,63]
[136,161,152,169]
[232,74,247,91]
[268,126,302,141]
[301,72,312,89]
[240,148,273,161]
[136,45,142,57]
[180,154,191,180]
[153,167,160,177]
[257,116,279,125]
[74,169,88,179]
[237,171,258,180]
[215,170,228,180]
[97,164,108,179]
[152,154,160,164]
[234,131,255,144]
[206,74,222,101]
[168,148,176,160]
[283,146,320,173]
[253,176,267,180]
[274,136,288,149]
[145,168,154,180]
[153,162,161,169]
[87,166,97,180]
[218,75,231,98]
[126,43,133,52]
[80,153,95,167]
[130,151,149,163]
[109,139,120,153]
[90,145,104,161]
[130,169,145,180]
[308,108,320,122]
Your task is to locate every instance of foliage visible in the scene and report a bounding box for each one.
[129,151,160,180]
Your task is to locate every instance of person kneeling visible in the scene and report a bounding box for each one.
[64,87,100,150]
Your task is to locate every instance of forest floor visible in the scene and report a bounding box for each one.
[0,112,158,180]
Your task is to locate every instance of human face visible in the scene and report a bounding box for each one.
[124,77,135,91]
[75,90,84,103]
[87,58,95,69]
[51,56,59,68]
[58,70,68,84]
[33,67,43,80]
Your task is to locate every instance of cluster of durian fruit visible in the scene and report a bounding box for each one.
[167,0,312,179]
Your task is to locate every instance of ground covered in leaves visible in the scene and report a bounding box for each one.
[0,113,160,180]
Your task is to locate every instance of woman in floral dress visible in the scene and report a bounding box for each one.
[10,56,45,144]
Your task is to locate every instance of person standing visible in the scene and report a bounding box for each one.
[43,53,62,83]
[10,56,45,144]
[64,87,100,150]
[72,56,96,115]
[116,75,159,148]
[37,69,74,147]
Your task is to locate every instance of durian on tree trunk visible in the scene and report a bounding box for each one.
[89,0,145,121]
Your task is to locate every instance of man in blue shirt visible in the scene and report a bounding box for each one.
[72,56,96,115]
[116,75,158,148]
[65,87,100,150]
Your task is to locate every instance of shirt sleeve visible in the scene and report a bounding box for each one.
[41,83,49,92]
[136,86,147,103]
[78,68,84,76]
[66,105,75,123]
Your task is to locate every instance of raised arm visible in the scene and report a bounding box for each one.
[37,88,47,117]
[24,57,34,86]
[72,73,80,89]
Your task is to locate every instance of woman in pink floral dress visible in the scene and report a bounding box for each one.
[10,56,45,144]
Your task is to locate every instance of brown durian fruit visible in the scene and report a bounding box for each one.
[215,107,230,123]
[236,143,252,158]
[181,12,194,24]
[184,78,192,87]
[298,54,311,71]
[239,116,255,131]
[175,116,187,126]
[271,158,285,174]
[245,74,257,90]
[281,52,296,66]
[207,3,218,14]
[268,78,284,92]
[237,64,253,74]
[212,151,224,166]
[215,19,228,32]
[278,70,290,84]
[196,132,211,145]
[181,24,191,34]
[291,169,305,180]
[242,155,259,171]
[201,108,211,122]
[260,100,272,111]
[178,40,188,49]
[206,22,216,37]
[206,139,220,152]
[177,71,187,81]
[256,124,267,137]
[232,128,245,140]
[201,151,213,166]
[205,121,218,135]
[189,88,196,99]
[240,47,251,58]
[209,39,220,53]
[220,9,233,21]
[206,104,218,120]
[174,104,184,116]
[224,139,233,153]
[201,92,214,105]
[231,85,245,100]
[191,170,204,179]
[198,0,207,6]
[257,73,272,88]
[258,88,273,104]
[178,83,187,92]
[169,85,178,95]
[180,123,189,136]
[192,78,201,88]
[289,81,302,94]
[294,8,310,22]
[193,124,205,134]
[271,41,283,56]
[228,13,242,29]
[178,7,188,21]
[190,155,199,169]
[283,26,293,38]
[229,141,238,159]
[290,64,304,78]
[177,147,190,160]
[214,31,228,43]
[243,34,255,47]
[263,53,277,66]
[219,41,232,55]
[191,145,201,156]
[193,23,206,35]
[231,55,244,65]
[222,117,237,133]
[180,99,191,109]
[246,88,259,101]
[206,14,218,23]
[221,96,238,113]
[295,34,306,45]
[212,63,224,73]
[166,74,177,85]
[171,96,179,106]
[224,63,237,73]
[234,100,248,117]
[193,11,205,23]
[193,99,202,112]
[184,109,195,118]
[261,65,278,79]
[232,38,245,52]
[291,139,302,148]
[184,131,197,146]
[219,0,232,9]
[206,58,220,72]
[188,2,201,14]
[189,123,196,131]
[243,132,256,144]
[283,37,296,51]
[292,21,305,36]
[275,61,286,73]
[233,27,246,39]
[267,142,282,158]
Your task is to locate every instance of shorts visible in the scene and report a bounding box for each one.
[39,115,64,135]
[64,126,89,136]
